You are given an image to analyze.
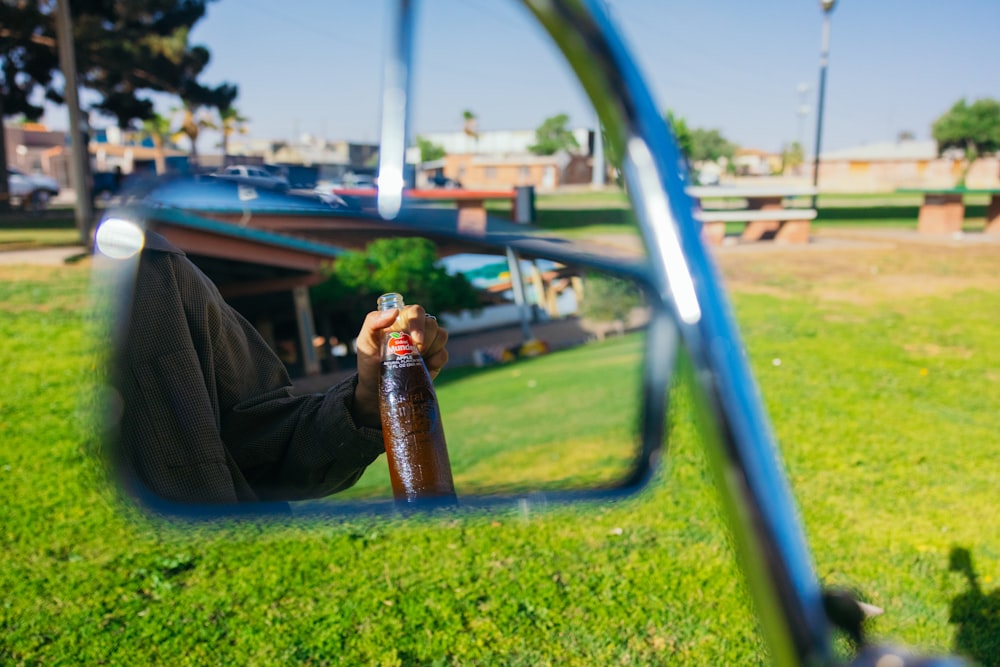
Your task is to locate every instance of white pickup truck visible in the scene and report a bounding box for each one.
[7,167,60,210]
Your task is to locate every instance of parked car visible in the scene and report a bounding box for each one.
[429,173,463,189]
[209,165,290,192]
[6,167,59,210]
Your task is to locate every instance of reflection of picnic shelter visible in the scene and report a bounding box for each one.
[140,207,343,377]
[132,202,640,378]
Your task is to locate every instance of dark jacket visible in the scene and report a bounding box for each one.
[114,232,384,504]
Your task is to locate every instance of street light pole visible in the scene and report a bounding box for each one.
[810,0,836,209]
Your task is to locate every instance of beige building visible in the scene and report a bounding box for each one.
[416,128,597,191]
[815,140,1000,192]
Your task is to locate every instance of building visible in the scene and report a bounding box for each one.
[816,140,1000,192]
[414,128,599,192]
[3,123,68,184]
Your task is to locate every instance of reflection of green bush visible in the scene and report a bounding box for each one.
[579,272,643,324]
[311,237,481,342]
[5,254,1000,665]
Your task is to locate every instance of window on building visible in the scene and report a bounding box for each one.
[485,166,497,180]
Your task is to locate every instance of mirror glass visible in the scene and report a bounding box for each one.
[96,198,663,511]
[88,0,669,513]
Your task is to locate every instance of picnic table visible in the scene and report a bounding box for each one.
[687,186,818,245]
[897,187,1000,235]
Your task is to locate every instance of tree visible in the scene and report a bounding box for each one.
[311,238,481,343]
[665,109,694,162]
[141,112,173,174]
[462,110,478,139]
[172,100,216,159]
[931,97,1000,186]
[528,113,579,156]
[416,136,446,163]
[780,141,805,175]
[218,105,249,156]
[0,2,60,210]
[689,128,737,163]
[665,110,737,166]
[0,2,236,187]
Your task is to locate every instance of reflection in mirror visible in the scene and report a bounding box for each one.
[95,0,664,514]
[99,202,663,511]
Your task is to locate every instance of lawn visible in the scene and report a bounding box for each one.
[2,229,999,665]
[0,212,81,251]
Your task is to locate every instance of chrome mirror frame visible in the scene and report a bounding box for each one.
[518,1,967,666]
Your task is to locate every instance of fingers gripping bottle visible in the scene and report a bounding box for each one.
[377,293,456,504]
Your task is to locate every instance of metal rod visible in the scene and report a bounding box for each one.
[811,11,833,210]
[377,0,416,220]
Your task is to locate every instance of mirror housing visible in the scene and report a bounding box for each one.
[95,185,674,517]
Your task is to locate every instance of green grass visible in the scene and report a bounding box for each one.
[338,335,645,500]
[3,233,999,665]
[0,213,81,250]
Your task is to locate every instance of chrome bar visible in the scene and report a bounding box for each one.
[523,1,832,664]
[377,0,416,220]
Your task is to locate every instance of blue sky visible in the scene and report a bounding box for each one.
[52,0,1000,154]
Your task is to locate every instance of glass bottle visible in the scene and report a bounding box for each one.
[376,292,456,504]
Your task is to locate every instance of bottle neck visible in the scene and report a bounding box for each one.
[377,292,405,312]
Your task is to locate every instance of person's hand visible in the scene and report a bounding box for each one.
[351,304,449,428]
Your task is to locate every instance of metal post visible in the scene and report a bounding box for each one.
[376,0,415,220]
[505,245,534,342]
[54,0,93,245]
[591,122,606,188]
[810,2,836,210]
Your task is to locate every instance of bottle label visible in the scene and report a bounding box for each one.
[387,332,417,357]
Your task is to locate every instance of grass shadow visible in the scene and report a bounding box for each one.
[534,207,637,229]
[815,204,987,224]
[948,546,1000,667]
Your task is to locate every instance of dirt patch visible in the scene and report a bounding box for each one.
[714,230,1000,305]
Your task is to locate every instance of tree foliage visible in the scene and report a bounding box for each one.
[665,109,694,161]
[218,105,249,156]
[416,136,446,163]
[0,2,59,121]
[311,238,482,342]
[665,109,737,164]
[689,128,737,163]
[0,1,237,187]
[529,113,579,156]
[579,273,642,324]
[781,141,805,173]
[462,109,478,139]
[932,98,1000,158]
[932,97,1000,186]
[0,1,235,127]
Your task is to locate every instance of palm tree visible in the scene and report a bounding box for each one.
[218,106,249,157]
[172,101,217,160]
[462,110,479,139]
[141,113,173,175]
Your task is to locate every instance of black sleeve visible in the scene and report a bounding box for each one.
[118,244,384,504]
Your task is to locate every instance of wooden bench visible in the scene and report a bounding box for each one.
[687,186,818,245]
[897,188,1000,235]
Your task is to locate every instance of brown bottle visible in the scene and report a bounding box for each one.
[377,292,456,505]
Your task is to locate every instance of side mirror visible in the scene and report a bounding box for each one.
[95,198,673,516]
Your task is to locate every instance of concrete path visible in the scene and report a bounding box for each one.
[0,246,89,265]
